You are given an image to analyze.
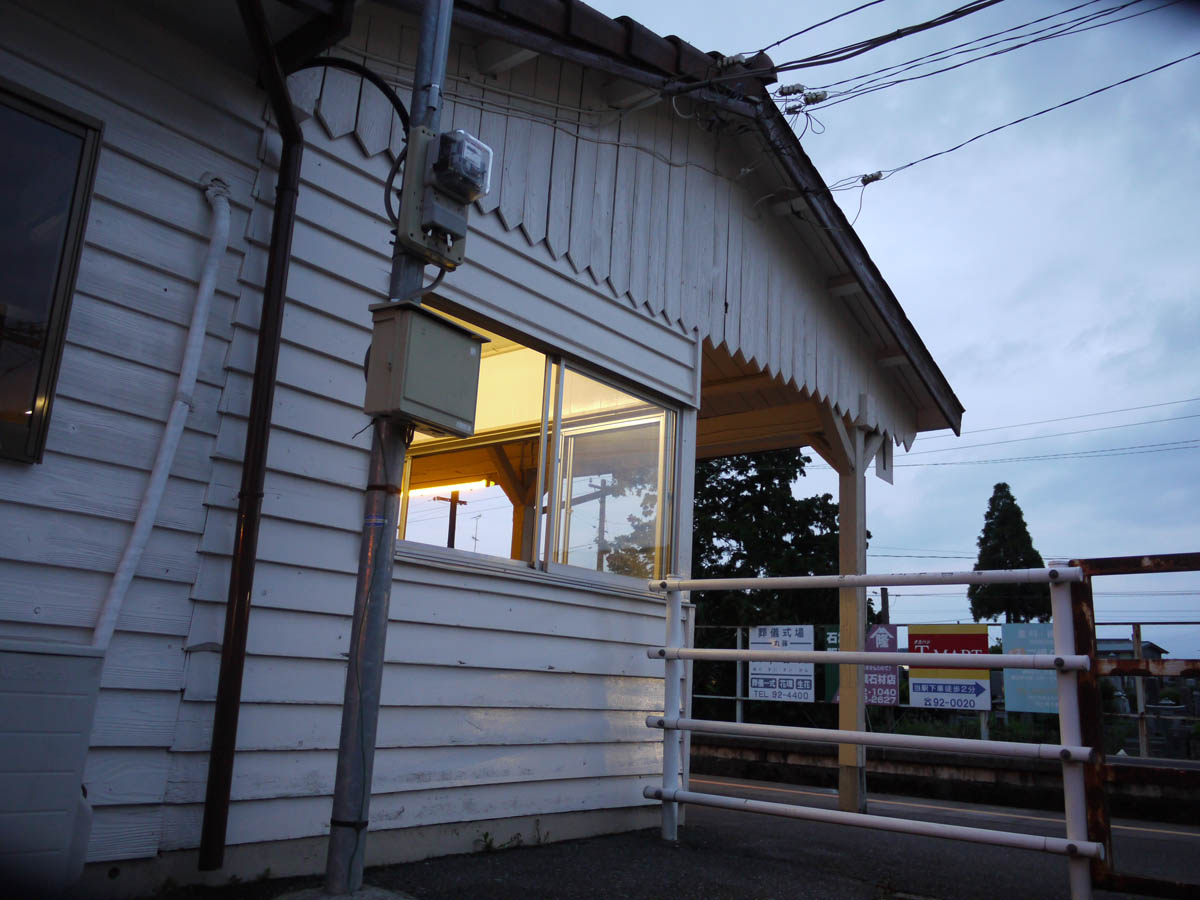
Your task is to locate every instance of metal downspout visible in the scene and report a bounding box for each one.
[198,0,305,871]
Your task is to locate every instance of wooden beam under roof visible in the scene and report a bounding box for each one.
[696,402,822,459]
[700,371,781,401]
[475,39,538,75]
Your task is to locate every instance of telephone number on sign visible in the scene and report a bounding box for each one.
[750,689,812,701]
[916,696,981,709]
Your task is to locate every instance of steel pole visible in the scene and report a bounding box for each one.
[325,420,410,894]
[1052,578,1094,900]
[660,586,684,840]
[325,1,455,893]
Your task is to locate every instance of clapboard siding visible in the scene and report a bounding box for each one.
[0,0,272,866]
[0,0,928,874]
[295,5,920,442]
[172,704,657,753]
[161,775,656,850]
[165,742,661,804]
[183,654,662,711]
[0,560,192,637]
[182,606,660,679]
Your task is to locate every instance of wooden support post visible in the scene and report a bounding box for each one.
[818,403,868,813]
[837,429,867,813]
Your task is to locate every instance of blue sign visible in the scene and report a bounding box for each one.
[1002,623,1058,714]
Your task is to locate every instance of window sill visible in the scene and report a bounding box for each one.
[394,541,664,602]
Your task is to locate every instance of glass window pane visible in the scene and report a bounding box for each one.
[0,99,86,458]
[554,368,674,579]
[400,321,546,561]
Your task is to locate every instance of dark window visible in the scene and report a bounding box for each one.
[0,79,101,463]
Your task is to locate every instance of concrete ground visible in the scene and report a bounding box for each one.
[143,777,1199,900]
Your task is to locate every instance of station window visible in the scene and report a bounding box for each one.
[0,80,101,463]
[399,315,676,579]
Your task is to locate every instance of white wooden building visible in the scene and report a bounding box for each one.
[0,0,962,894]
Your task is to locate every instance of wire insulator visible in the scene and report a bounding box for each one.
[777,83,807,97]
[803,90,829,106]
[784,103,804,115]
[861,171,883,186]
[717,53,748,70]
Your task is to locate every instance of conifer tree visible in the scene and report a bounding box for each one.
[967,482,1050,623]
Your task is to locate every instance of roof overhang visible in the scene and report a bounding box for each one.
[379,0,963,436]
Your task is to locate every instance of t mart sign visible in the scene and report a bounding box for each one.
[908,624,991,711]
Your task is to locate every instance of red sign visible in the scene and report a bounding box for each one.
[909,625,989,680]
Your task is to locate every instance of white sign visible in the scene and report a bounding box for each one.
[908,677,991,710]
[749,624,814,702]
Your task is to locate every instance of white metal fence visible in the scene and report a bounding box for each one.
[645,566,1100,900]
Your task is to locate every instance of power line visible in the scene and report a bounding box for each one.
[820,0,1176,109]
[673,0,1008,94]
[806,437,1199,471]
[894,438,1200,467]
[812,0,1177,108]
[756,0,892,56]
[917,396,1200,442]
[826,48,1200,189]
[905,412,1200,456]
[810,0,1114,92]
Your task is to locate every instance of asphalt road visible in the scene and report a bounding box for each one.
[148,776,1200,900]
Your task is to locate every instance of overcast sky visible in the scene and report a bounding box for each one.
[590,0,1200,655]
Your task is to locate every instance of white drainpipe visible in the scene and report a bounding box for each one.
[91,174,232,650]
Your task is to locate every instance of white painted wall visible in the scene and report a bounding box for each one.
[0,0,928,874]
[0,0,261,861]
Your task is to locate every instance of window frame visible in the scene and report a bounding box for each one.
[0,76,103,464]
[544,361,676,580]
[395,340,680,583]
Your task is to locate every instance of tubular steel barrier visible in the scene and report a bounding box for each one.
[647,566,1098,900]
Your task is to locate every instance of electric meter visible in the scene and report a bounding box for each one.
[430,129,492,204]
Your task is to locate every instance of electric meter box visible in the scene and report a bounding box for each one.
[364,302,486,437]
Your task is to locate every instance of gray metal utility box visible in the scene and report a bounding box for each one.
[364,302,486,437]
[0,639,104,893]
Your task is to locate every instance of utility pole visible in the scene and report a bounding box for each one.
[880,587,889,625]
[325,0,456,893]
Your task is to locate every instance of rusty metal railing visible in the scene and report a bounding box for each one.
[1072,552,1200,900]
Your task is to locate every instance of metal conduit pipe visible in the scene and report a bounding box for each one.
[648,716,1097,763]
[645,787,1106,859]
[652,566,1083,593]
[91,176,231,651]
[199,0,305,871]
[650,647,1090,671]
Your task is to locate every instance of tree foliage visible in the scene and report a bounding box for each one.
[692,448,842,628]
[967,482,1050,623]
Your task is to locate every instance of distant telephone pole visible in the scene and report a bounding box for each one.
[880,587,889,624]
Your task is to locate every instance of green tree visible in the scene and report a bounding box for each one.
[692,448,843,626]
[967,482,1050,623]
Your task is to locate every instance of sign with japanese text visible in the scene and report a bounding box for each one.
[864,624,899,706]
[908,624,991,711]
[749,624,814,702]
[1002,622,1058,714]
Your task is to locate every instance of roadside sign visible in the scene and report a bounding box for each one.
[908,624,990,711]
[821,625,899,706]
[865,624,899,706]
[821,626,839,702]
[1002,622,1058,713]
[749,625,814,702]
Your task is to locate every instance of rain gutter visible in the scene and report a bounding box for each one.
[198,0,307,871]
